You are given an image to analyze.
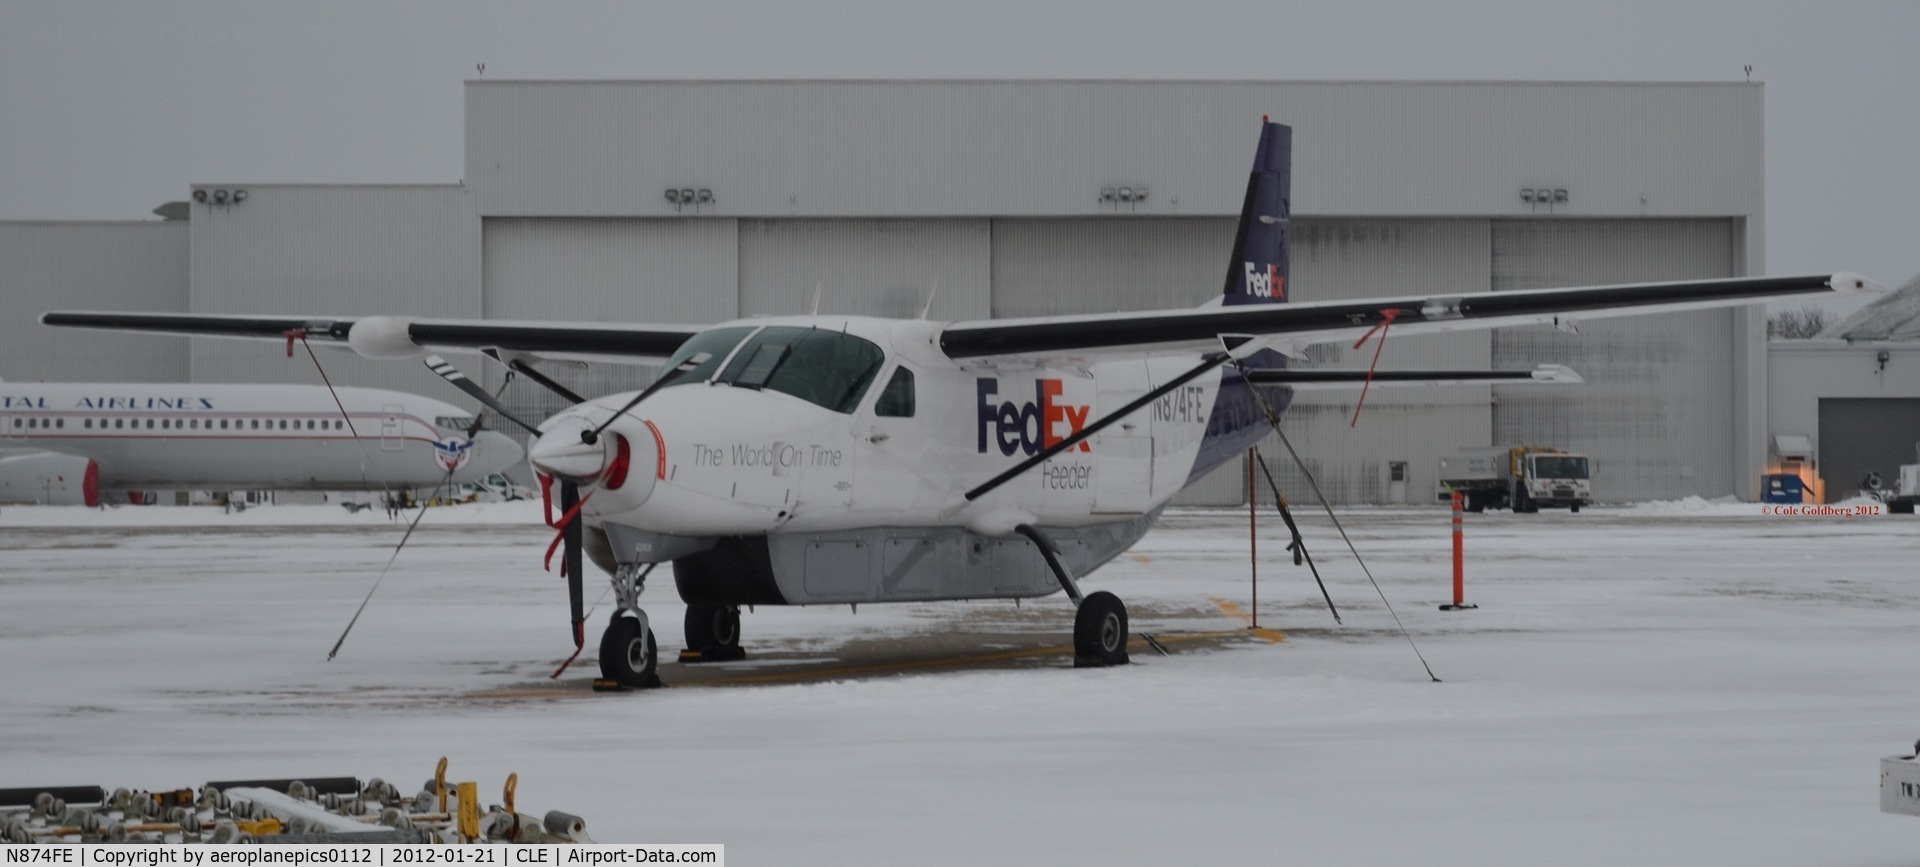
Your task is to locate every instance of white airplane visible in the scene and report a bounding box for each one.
[43,120,1881,686]
[0,381,523,506]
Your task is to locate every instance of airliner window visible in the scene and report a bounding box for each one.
[875,366,915,418]
[715,327,885,414]
[656,327,757,390]
[55,419,63,429]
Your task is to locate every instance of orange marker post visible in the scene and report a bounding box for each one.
[1439,489,1477,611]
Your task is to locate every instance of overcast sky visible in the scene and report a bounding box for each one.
[3,1,1913,300]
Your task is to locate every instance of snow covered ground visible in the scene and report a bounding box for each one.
[2,501,1917,864]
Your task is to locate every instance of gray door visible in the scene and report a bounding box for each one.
[1491,219,1737,503]
[1818,398,1920,502]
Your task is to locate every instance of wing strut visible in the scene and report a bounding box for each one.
[1228,353,1438,682]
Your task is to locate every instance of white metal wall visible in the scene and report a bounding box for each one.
[188,185,479,399]
[1768,341,1920,500]
[989,218,1234,317]
[738,219,990,319]
[0,221,188,383]
[467,81,1763,221]
[1490,219,1738,502]
[482,217,738,419]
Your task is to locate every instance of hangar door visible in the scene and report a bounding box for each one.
[1818,398,1920,502]
[738,219,991,320]
[482,218,739,421]
[1491,219,1738,503]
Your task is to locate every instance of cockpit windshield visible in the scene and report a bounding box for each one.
[715,326,885,413]
[654,327,756,390]
[1532,456,1589,479]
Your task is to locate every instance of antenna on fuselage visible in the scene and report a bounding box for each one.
[809,281,823,316]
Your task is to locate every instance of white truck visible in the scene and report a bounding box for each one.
[1438,445,1593,513]
[1885,444,1919,515]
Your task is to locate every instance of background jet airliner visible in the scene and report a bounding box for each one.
[0,381,521,506]
[42,120,1881,686]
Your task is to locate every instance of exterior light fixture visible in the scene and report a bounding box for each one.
[1118,187,1133,202]
[192,189,208,204]
[696,189,713,204]
[1520,188,1536,202]
[212,189,230,205]
[679,189,695,205]
[232,189,248,203]
[1100,188,1116,202]
[665,189,681,204]
[1552,189,1568,203]
[1132,187,1147,202]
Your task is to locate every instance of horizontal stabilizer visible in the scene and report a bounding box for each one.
[1241,364,1582,388]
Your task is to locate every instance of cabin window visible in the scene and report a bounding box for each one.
[114,419,123,429]
[84,419,92,429]
[335,420,345,430]
[875,366,915,418]
[250,419,258,429]
[278,420,287,430]
[26,418,36,428]
[146,419,154,429]
[55,419,63,429]
[655,326,758,390]
[218,419,227,429]
[190,419,198,429]
[715,326,885,414]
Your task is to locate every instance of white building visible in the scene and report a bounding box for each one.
[2,80,1774,504]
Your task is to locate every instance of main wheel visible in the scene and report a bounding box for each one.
[682,603,744,662]
[598,615,659,687]
[1073,591,1130,667]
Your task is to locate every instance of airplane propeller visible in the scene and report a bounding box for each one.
[423,355,596,666]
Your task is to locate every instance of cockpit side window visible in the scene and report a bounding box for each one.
[874,366,915,418]
[656,326,758,389]
[717,326,885,413]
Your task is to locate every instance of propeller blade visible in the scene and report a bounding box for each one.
[581,352,711,445]
[561,479,586,651]
[423,355,541,434]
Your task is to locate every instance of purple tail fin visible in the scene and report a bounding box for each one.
[1222,119,1291,306]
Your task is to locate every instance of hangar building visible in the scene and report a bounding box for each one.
[2,80,1771,504]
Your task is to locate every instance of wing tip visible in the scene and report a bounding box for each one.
[1532,364,1585,384]
[1829,272,1886,294]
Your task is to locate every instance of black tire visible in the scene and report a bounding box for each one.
[1073,591,1129,667]
[598,615,658,687]
[1570,501,1581,514]
[1893,500,1916,515]
[682,603,744,661]
[1464,493,1486,513]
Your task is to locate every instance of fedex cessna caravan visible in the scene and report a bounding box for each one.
[0,381,522,506]
[44,120,1880,686]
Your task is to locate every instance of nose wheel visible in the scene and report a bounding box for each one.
[598,613,660,688]
[595,563,662,689]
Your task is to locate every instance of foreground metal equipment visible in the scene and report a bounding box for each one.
[0,758,589,844]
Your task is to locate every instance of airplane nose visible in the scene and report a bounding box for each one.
[529,415,611,482]
[474,430,524,472]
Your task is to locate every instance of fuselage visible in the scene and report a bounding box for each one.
[533,316,1291,599]
[0,382,522,491]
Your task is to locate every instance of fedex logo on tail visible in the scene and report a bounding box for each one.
[976,378,1092,456]
[1244,261,1286,300]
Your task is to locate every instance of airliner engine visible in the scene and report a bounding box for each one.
[0,452,99,506]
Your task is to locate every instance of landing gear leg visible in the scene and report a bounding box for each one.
[1015,524,1132,668]
[598,564,661,688]
[680,603,745,663]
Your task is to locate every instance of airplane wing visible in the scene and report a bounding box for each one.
[41,273,1879,367]
[1242,364,1582,388]
[937,273,1880,361]
[36,312,706,364]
